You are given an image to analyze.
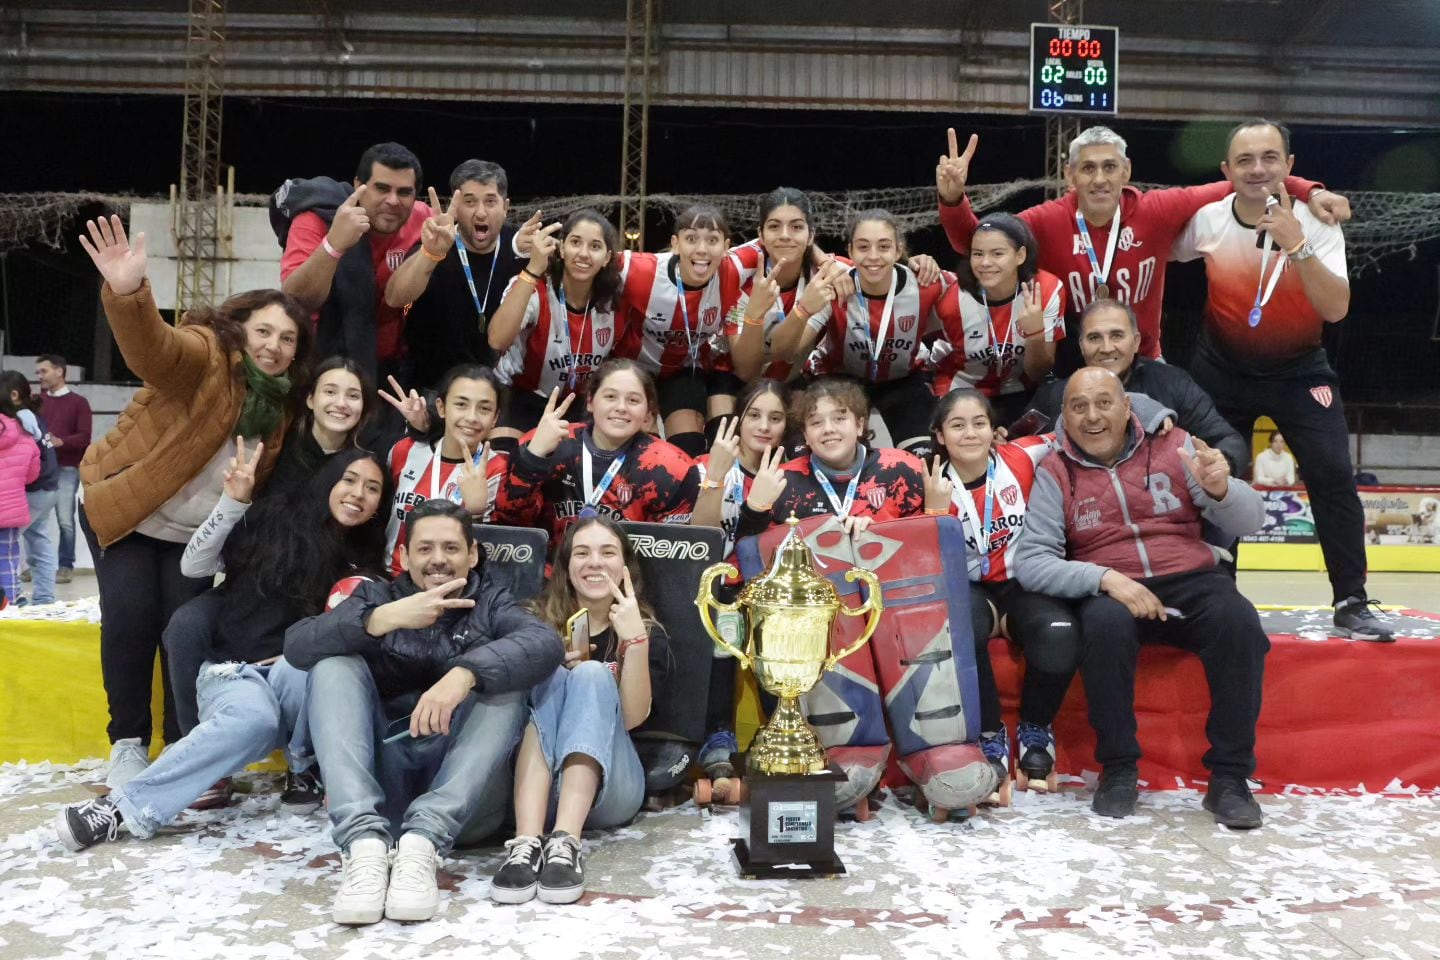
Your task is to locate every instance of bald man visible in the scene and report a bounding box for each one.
[1013,368,1271,828]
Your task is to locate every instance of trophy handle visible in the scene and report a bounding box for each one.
[695,562,751,670]
[825,567,885,670]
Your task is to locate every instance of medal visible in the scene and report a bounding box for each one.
[1095,283,1111,299]
[1248,224,1287,328]
[1075,207,1120,303]
[581,442,627,516]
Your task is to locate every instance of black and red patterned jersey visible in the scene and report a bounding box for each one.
[735,445,926,540]
[492,422,700,546]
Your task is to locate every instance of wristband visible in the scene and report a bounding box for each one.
[1284,237,1308,256]
[699,478,722,491]
[792,303,812,321]
[321,237,344,260]
[421,247,446,263]
[516,271,538,286]
[924,508,949,516]
[743,316,764,327]
[521,267,544,281]
[619,634,649,658]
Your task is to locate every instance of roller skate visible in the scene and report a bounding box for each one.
[692,730,746,811]
[908,742,997,822]
[1014,721,1059,793]
[977,726,1013,808]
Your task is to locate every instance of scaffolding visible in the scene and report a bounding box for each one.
[618,0,657,249]
[173,0,226,316]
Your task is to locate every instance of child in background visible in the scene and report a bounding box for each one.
[0,412,40,606]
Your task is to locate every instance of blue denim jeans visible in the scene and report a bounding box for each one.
[54,466,79,570]
[307,655,527,855]
[113,659,312,839]
[530,661,645,830]
[22,486,58,604]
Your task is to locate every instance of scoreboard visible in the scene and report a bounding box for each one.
[1029,23,1118,115]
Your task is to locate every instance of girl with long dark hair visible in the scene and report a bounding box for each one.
[56,447,393,851]
[267,356,377,498]
[486,209,626,450]
[77,215,312,792]
[490,516,668,905]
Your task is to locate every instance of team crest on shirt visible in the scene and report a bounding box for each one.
[1118,226,1142,251]
[1310,385,1333,408]
[865,488,886,511]
[595,328,612,348]
[898,314,916,333]
[702,307,719,327]
[1000,484,1019,507]
[612,481,634,506]
[386,250,406,271]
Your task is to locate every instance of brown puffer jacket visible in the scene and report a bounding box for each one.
[80,280,285,548]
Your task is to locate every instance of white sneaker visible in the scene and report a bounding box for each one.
[385,832,440,921]
[332,836,390,925]
[105,739,150,792]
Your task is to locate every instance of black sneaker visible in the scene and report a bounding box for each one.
[490,835,544,904]
[1203,775,1263,829]
[280,768,324,815]
[56,796,124,852]
[537,830,585,904]
[1334,596,1396,642]
[1091,763,1139,819]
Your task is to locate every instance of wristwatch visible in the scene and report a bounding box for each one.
[1287,241,1316,263]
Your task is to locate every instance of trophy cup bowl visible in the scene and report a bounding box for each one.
[695,517,883,776]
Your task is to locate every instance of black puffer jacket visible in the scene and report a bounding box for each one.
[284,569,564,700]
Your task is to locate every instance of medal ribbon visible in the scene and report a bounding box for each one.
[811,445,866,517]
[555,284,593,392]
[455,231,500,320]
[853,266,898,382]
[430,441,487,506]
[1249,231,1287,328]
[1074,206,1121,296]
[949,456,997,577]
[581,445,627,512]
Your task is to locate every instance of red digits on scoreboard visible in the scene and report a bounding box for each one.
[1049,38,1060,55]
[1049,36,1102,58]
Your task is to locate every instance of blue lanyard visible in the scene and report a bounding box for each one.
[555,284,592,392]
[948,456,997,577]
[852,267,897,382]
[580,445,627,518]
[811,447,864,517]
[454,235,499,319]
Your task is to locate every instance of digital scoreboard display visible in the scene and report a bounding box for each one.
[1029,23,1118,115]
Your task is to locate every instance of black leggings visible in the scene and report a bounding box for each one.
[969,580,1080,732]
[162,588,225,736]
[81,506,213,746]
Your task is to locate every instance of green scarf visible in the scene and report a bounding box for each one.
[233,355,291,439]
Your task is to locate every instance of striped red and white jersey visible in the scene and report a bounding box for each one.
[941,435,1055,583]
[494,274,624,400]
[929,270,1067,397]
[718,240,845,382]
[617,251,735,377]
[802,264,946,382]
[385,437,508,576]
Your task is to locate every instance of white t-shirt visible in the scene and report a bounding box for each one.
[1253,447,1298,487]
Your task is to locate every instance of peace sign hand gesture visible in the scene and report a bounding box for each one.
[744,257,788,323]
[514,209,544,256]
[707,417,741,480]
[1258,181,1304,252]
[79,215,148,296]
[379,375,430,433]
[328,185,371,253]
[455,438,492,514]
[746,445,788,511]
[420,186,460,259]
[223,436,264,504]
[605,568,646,641]
[530,387,576,458]
[799,258,845,315]
[527,222,564,277]
[936,128,979,206]
[923,455,954,514]
[1015,279,1045,339]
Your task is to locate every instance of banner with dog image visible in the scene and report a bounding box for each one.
[1243,487,1440,546]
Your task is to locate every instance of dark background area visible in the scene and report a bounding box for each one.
[2,92,1437,423]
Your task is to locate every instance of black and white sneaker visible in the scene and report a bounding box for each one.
[490,835,544,904]
[56,796,124,852]
[1334,596,1396,642]
[537,831,585,904]
[280,768,325,815]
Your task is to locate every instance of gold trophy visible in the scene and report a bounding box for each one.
[696,517,883,774]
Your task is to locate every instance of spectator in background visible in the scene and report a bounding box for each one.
[1,370,59,607]
[0,409,40,607]
[35,354,91,584]
[1252,432,1298,488]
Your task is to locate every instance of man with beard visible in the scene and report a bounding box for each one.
[385,160,539,389]
[285,500,563,925]
[277,142,429,385]
[1013,368,1270,829]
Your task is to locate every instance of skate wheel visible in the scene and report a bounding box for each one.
[1015,769,1030,792]
[853,796,873,822]
[966,805,979,818]
[929,804,949,823]
[694,779,712,807]
[997,777,1013,808]
[1046,772,1059,792]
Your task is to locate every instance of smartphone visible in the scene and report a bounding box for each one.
[1006,408,1052,439]
[566,609,591,661]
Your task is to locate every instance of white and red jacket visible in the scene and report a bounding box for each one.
[929,269,1066,397]
[385,436,507,576]
[617,251,739,377]
[803,264,944,382]
[938,435,1055,583]
[1012,417,1264,598]
[494,274,624,400]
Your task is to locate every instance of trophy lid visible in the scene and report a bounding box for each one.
[739,515,840,608]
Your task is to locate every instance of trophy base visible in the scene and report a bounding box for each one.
[733,763,848,879]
